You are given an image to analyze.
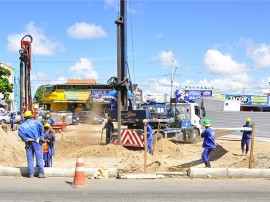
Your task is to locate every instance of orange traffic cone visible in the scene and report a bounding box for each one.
[72,156,87,188]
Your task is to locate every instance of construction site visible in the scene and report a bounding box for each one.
[1,122,270,175]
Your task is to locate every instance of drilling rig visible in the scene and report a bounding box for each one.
[19,35,35,118]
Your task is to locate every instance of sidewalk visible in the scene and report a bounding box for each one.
[1,165,270,179]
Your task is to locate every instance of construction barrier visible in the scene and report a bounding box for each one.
[111,129,144,147]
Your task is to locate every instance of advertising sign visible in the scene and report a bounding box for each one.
[175,89,212,102]
[226,95,269,106]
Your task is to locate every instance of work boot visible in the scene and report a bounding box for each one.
[205,162,211,168]
[38,173,47,178]
[29,175,34,178]
[241,150,245,156]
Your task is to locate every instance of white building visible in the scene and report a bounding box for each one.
[0,63,15,111]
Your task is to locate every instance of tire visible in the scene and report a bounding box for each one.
[0,119,6,125]
[191,129,202,144]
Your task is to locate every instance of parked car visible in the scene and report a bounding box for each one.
[77,111,104,124]
[0,111,21,125]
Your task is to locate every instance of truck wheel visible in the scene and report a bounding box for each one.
[0,119,6,125]
[191,129,201,144]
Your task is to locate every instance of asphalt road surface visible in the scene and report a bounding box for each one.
[0,177,270,201]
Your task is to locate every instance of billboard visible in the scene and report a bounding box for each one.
[213,94,269,106]
[175,89,212,102]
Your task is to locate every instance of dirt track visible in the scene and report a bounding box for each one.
[1,123,270,172]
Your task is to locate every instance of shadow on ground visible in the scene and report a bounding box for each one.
[174,144,228,168]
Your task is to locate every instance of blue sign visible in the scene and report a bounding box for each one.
[225,95,269,106]
[175,89,212,102]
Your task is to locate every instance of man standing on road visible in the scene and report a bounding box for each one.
[240,117,252,156]
[201,118,216,168]
[102,117,114,144]
[143,119,153,155]
[18,111,46,178]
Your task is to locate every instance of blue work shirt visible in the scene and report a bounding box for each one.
[146,123,153,140]
[18,118,44,143]
[201,127,216,149]
[45,118,55,127]
[241,123,252,139]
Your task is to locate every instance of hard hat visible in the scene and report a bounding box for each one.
[203,118,211,126]
[107,117,111,121]
[246,117,251,122]
[46,114,50,118]
[143,119,148,123]
[44,123,51,128]
[24,111,32,118]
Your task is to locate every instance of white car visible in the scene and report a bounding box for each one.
[0,111,21,125]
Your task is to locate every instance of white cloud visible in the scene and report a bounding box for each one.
[156,51,180,69]
[67,22,107,39]
[104,0,118,9]
[69,58,98,79]
[155,33,163,38]
[246,43,270,69]
[204,49,247,75]
[7,21,64,56]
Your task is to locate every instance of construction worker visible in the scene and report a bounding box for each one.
[240,117,252,156]
[110,98,117,110]
[18,111,46,178]
[143,119,153,155]
[45,113,54,127]
[42,123,56,167]
[102,117,114,144]
[9,112,15,131]
[201,118,216,168]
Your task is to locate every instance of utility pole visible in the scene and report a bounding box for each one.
[170,60,177,118]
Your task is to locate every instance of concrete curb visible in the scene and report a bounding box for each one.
[0,166,117,178]
[118,173,164,179]
[189,168,270,178]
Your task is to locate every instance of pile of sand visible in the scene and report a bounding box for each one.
[0,126,26,167]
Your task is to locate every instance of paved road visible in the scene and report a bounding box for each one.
[0,177,270,201]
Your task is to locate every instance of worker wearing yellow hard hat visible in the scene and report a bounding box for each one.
[18,111,46,178]
[241,117,252,156]
[143,119,153,155]
[42,121,56,167]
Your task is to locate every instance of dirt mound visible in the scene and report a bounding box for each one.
[0,126,26,167]
[154,138,183,158]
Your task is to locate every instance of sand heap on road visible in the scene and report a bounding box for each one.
[0,126,26,167]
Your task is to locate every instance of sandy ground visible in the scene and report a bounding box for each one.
[0,123,270,173]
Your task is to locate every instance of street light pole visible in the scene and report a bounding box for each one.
[170,60,177,118]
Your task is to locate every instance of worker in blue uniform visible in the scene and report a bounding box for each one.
[102,117,114,144]
[241,117,252,156]
[18,111,46,178]
[42,123,56,167]
[45,113,55,127]
[143,119,153,155]
[9,112,15,131]
[201,118,216,168]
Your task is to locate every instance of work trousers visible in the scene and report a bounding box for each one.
[147,139,153,155]
[43,152,51,167]
[241,138,251,153]
[106,131,112,144]
[25,142,44,176]
[202,148,213,163]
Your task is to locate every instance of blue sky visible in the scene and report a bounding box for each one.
[1,0,270,97]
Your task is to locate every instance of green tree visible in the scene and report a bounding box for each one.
[34,85,47,101]
[0,65,13,100]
